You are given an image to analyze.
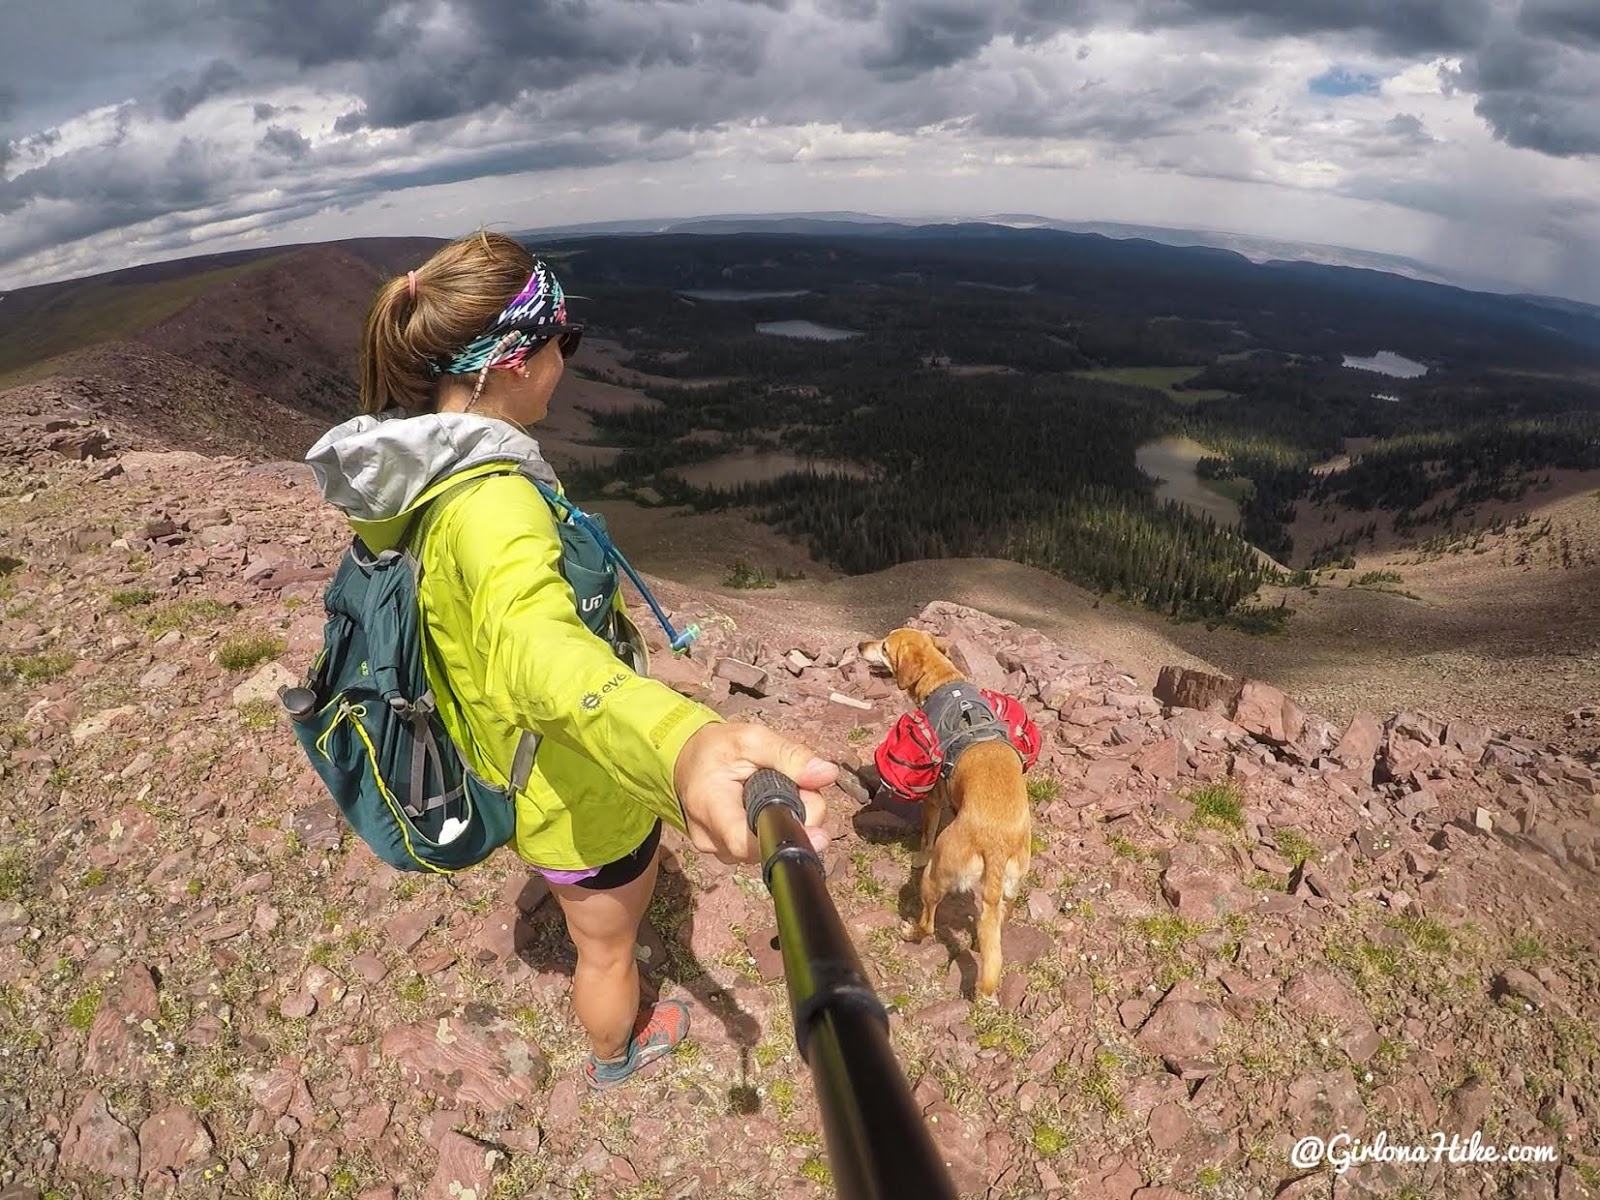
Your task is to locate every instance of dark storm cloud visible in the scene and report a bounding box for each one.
[819,0,879,16]
[860,0,1106,77]
[1473,90,1600,156]
[1452,34,1600,157]
[975,72,1255,142]
[1519,0,1600,48]
[1341,112,1441,159]
[0,134,231,228]
[1384,113,1435,144]
[260,125,310,158]
[11,0,1571,162]
[361,134,691,195]
[1135,0,1495,55]
[253,101,280,121]
[0,112,690,271]
[863,3,1000,78]
[157,59,244,121]
[213,0,400,69]
[0,84,13,171]
[1344,177,1478,222]
[196,0,778,132]
[1460,35,1547,93]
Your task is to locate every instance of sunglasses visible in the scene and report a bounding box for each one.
[555,326,584,360]
[499,320,583,361]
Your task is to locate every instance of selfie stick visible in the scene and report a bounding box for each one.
[741,769,958,1200]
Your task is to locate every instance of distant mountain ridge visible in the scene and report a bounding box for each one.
[514,210,1535,300]
[5,219,1600,460]
[525,219,1600,360]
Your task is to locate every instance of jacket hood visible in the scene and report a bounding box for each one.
[306,412,561,550]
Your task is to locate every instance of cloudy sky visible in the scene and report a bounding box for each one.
[3,0,1600,300]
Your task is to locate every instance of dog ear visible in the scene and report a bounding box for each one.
[932,634,952,653]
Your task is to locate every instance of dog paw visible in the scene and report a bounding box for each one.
[899,920,928,943]
[973,990,1000,1007]
[911,852,930,869]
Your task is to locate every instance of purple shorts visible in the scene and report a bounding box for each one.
[538,865,603,886]
[533,819,662,891]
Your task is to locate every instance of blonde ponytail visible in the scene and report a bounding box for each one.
[357,231,537,415]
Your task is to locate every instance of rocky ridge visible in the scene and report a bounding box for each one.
[0,425,1598,1200]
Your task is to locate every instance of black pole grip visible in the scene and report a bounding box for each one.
[745,766,806,832]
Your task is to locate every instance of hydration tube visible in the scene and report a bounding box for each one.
[536,483,701,653]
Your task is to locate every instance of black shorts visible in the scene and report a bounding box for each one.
[574,818,662,891]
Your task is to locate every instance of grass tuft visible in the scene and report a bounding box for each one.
[1273,828,1316,867]
[238,699,279,729]
[0,849,27,902]
[1187,781,1246,831]
[970,1005,1031,1058]
[1031,1121,1071,1157]
[1132,914,1207,955]
[1109,834,1146,860]
[1509,934,1546,963]
[799,1156,832,1186]
[1026,774,1061,803]
[2,652,74,683]
[724,560,777,589]
[218,633,285,671]
[136,598,233,634]
[66,987,102,1032]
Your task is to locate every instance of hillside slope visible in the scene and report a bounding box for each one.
[136,245,390,422]
[2,401,1597,1200]
[588,494,1600,748]
[0,344,329,466]
[0,237,451,431]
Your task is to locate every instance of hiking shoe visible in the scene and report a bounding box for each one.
[584,999,691,1091]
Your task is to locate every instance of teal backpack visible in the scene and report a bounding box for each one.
[281,465,696,874]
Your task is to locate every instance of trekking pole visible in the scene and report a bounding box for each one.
[742,769,959,1200]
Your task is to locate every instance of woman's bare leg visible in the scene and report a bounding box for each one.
[549,852,661,1060]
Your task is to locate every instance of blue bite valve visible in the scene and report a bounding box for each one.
[670,623,701,653]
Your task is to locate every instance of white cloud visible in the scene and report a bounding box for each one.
[1,0,1599,298]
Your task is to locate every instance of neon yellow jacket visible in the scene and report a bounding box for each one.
[306,413,722,870]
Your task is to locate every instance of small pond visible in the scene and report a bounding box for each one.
[757,320,861,342]
[667,449,869,489]
[1135,437,1242,529]
[678,289,812,301]
[1342,351,1428,379]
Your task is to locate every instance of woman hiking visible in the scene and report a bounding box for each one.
[306,231,836,1090]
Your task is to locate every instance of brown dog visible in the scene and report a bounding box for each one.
[858,628,1032,1002]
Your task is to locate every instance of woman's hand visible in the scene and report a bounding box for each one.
[672,722,838,864]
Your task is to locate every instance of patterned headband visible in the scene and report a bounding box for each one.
[431,259,569,377]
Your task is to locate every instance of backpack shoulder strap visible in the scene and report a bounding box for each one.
[407,464,568,555]
[404,471,513,556]
[399,466,543,793]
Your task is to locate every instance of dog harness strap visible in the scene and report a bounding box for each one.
[922,681,1018,776]
[875,686,1037,801]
